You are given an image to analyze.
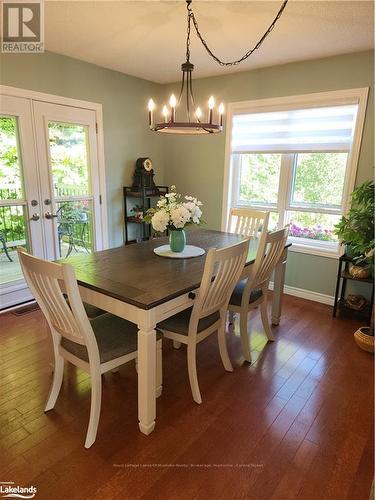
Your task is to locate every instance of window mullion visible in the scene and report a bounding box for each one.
[230,154,240,209]
[277,153,294,228]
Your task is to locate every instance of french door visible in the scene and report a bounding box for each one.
[0,93,105,309]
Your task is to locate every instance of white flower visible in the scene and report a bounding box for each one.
[170,206,191,229]
[145,187,203,232]
[183,201,203,224]
[151,209,170,232]
[185,195,202,206]
[157,198,167,208]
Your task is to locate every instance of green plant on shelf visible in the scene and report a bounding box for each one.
[334,180,374,276]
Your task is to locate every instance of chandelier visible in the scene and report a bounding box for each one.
[148,0,288,135]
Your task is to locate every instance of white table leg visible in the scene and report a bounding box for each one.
[272,247,288,326]
[137,323,157,435]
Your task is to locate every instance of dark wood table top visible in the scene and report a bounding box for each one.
[61,229,286,310]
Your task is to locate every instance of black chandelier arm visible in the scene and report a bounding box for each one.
[186,71,191,122]
[188,72,197,115]
[177,70,185,107]
[187,0,289,67]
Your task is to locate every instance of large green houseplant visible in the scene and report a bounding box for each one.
[334,180,374,277]
[335,180,374,352]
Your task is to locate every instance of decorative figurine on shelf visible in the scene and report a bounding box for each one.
[132,157,158,193]
[130,204,144,222]
[345,294,367,311]
[131,205,144,243]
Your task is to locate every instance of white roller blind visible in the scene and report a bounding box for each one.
[231,104,358,153]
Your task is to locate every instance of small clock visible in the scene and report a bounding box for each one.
[143,158,153,172]
[132,157,157,191]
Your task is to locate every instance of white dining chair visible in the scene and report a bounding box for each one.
[228,226,289,363]
[228,207,270,238]
[227,207,270,325]
[17,248,162,448]
[157,239,250,404]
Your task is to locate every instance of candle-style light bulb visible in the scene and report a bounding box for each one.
[208,96,215,123]
[218,102,224,127]
[195,107,202,121]
[169,94,177,122]
[148,98,155,127]
[162,105,169,123]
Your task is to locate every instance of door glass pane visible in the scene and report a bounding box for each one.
[48,122,90,197]
[238,154,281,206]
[0,205,30,284]
[0,117,30,286]
[56,200,93,258]
[291,153,348,209]
[0,116,24,199]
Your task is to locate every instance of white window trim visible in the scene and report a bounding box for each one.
[0,84,109,249]
[222,88,369,259]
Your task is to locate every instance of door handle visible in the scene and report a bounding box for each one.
[30,213,40,221]
[45,212,58,219]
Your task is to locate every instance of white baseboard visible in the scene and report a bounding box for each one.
[269,282,334,306]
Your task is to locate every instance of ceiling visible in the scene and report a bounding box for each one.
[45,1,375,84]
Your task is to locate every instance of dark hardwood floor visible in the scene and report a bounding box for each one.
[0,294,373,499]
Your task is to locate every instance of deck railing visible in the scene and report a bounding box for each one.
[0,186,92,254]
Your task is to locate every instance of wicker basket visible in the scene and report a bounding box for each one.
[354,327,375,353]
[348,264,370,280]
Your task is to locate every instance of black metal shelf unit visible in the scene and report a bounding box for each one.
[333,253,374,324]
[123,186,168,245]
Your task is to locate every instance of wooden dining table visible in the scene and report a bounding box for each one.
[62,229,290,436]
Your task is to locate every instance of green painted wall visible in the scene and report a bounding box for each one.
[162,51,374,297]
[0,51,164,247]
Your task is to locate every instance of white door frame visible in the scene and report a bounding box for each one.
[0,85,109,249]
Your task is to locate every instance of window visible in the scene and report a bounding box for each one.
[225,90,368,257]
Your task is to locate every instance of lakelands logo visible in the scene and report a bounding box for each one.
[1,0,44,53]
[0,482,37,499]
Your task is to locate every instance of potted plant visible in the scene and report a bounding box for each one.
[334,180,374,278]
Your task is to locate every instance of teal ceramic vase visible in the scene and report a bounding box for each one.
[169,229,186,253]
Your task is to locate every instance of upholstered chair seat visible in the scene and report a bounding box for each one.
[230,283,263,307]
[158,308,220,336]
[62,313,162,363]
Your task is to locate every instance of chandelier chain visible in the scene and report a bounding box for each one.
[186,2,192,62]
[186,0,288,67]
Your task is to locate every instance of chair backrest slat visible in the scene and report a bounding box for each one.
[17,249,93,346]
[229,208,270,239]
[245,226,289,296]
[190,239,249,327]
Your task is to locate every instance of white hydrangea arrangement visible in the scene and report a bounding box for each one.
[144,186,203,233]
